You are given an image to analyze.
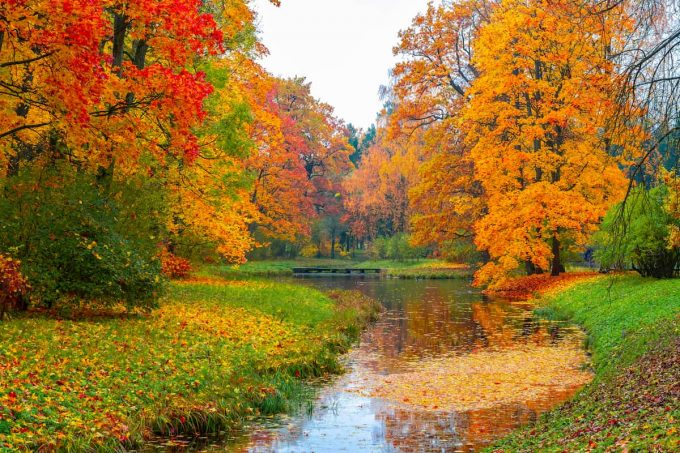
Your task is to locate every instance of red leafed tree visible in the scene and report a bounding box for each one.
[244,71,315,241]
[0,0,225,175]
[244,76,353,250]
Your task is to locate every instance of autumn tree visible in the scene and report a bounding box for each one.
[462,0,634,286]
[0,0,228,176]
[344,1,492,259]
[343,128,421,243]
[242,72,313,244]
[243,75,353,255]
[1,0,292,265]
[163,55,260,263]
[387,0,493,254]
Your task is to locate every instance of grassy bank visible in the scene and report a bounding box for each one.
[373,260,473,279]
[490,276,680,452]
[208,259,349,278]
[0,279,380,451]
[210,258,472,279]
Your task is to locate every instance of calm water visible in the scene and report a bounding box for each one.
[151,277,587,452]
[236,277,587,453]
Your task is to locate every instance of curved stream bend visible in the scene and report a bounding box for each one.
[243,277,590,452]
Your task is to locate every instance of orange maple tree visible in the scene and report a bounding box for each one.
[343,128,421,242]
[387,1,493,251]
[462,0,635,286]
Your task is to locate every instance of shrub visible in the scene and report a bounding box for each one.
[0,163,165,311]
[0,255,30,319]
[438,238,483,265]
[369,233,428,261]
[595,186,680,278]
[369,237,389,259]
[160,251,193,279]
[300,244,320,258]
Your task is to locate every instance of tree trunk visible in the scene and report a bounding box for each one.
[112,13,127,74]
[96,157,116,192]
[551,235,562,277]
[481,250,491,265]
[0,294,6,321]
[525,261,544,275]
[330,229,336,259]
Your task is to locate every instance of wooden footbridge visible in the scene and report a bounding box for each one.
[292,267,383,276]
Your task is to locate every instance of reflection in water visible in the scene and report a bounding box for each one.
[238,277,590,452]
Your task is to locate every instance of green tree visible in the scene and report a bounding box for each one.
[347,124,377,167]
[0,163,165,310]
[595,186,680,279]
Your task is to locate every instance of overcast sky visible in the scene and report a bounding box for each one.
[251,0,431,129]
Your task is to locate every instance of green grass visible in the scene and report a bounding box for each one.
[356,259,473,279]
[0,279,380,451]
[173,281,336,326]
[205,258,357,278]
[490,276,680,452]
[208,258,471,279]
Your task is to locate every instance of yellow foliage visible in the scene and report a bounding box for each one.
[300,244,320,258]
[366,342,591,412]
[462,0,640,285]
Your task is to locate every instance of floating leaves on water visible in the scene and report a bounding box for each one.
[363,343,592,412]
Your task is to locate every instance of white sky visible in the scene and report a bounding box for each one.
[251,0,431,129]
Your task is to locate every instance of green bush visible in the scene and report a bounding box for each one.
[437,238,482,264]
[595,186,680,278]
[0,163,165,310]
[369,233,427,261]
[370,237,389,260]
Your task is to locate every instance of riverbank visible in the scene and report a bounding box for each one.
[490,275,680,452]
[210,258,472,279]
[0,279,380,451]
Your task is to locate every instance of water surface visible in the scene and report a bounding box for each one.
[211,277,588,452]
[150,277,588,453]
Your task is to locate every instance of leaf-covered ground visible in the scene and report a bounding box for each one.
[0,279,380,451]
[485,271,602,300]
[490,276,680,452]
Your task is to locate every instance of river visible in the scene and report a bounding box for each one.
[172,276,589,452]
